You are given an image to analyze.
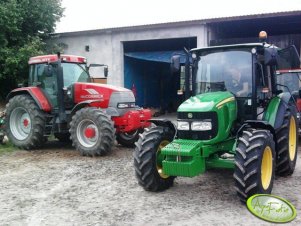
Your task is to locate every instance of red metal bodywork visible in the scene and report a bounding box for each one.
[7,87,52,112]
[28,54,86,64]
[113,109,152,133]
[73,83,129,107]
[297,99,301,112]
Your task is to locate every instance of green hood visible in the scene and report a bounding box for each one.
[178,91,234,112]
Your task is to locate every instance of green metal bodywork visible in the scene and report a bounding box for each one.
[178,91,237,144]
[263,96,281,127]
[160,94,283,177]
[161,91,237,177]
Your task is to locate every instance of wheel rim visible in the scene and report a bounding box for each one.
[289,116,297,161]
[77,119,99,148]
[119,129,139,140]
[261,146,273,190]
[9,107,31,140]
[156,140,169,179]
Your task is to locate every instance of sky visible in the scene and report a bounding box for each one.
[55,0,301,33]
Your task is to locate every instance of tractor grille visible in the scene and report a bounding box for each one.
[177,111,218,140]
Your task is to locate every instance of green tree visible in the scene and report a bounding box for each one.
[0,0,64,99]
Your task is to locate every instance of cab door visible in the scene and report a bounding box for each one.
[32,63,58,108]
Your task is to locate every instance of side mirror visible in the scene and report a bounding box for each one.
[171,55,181,73]
[43,65,53,77]
[264,48,278,66]
[277,45,301,69]
[104,67,108,77]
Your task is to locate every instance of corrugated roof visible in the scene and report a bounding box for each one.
[55,10,301,37]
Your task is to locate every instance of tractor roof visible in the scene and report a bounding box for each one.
[191,43,268,52]
[28,54,86,64]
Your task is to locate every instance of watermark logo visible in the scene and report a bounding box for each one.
[247,194,297,223]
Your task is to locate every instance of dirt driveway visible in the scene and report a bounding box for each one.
[0,141,300,226]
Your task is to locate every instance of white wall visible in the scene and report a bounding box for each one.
[55,23,208,87]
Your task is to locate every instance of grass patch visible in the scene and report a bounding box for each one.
[0,141,16,155]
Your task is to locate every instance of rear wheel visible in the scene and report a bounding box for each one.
[5,95,46,149]
[234,129,275,202]
[275,107,298,176]
[70,107,115,156]
[116,129,142,148]
[133,126,175,191]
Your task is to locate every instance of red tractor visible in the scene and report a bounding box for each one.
[5,53,151,156]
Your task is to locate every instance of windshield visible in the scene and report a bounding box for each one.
[62,63,90,87]
[195,50,252,97]
[29,62,90,87]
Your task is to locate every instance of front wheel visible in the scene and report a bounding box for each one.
[234,129,276,202]
[116,129,142,148]
[70,108,115,156]
[133,126,176,191]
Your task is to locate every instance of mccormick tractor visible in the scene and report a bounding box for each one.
[5,54,151,156]
[134,32,300,201]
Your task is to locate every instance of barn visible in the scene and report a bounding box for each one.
[52,11,301,113]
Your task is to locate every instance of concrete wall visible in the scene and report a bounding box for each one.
[54,23,208,87]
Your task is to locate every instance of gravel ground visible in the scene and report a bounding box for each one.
[0,141,300,226]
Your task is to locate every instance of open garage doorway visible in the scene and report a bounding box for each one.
[123,37,196,116]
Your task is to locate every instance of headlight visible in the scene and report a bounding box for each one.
[191,121,212,131]
[117,102,135,108]
[177,121,189,130]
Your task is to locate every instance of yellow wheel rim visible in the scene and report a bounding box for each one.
[156,140,169,179]
[261,146,273,190]
[289,116,297,161]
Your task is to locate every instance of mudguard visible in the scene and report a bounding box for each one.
[148,119,177,135]
[6,87,51,112]
[70,100,103,115]
[263,96,293,130]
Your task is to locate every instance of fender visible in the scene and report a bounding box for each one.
[149,119,177,135]
[263,96,288,130]
[71,100,103,115]
[237,120,276,138]
[6,87,51,112]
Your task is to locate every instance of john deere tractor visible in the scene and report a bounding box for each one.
[5,54,151,156]
[134,32,300,201]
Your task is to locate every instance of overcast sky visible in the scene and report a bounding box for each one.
[55,0,301,33]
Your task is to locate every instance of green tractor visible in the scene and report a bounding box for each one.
[134,32,300,201]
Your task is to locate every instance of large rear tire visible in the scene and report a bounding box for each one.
[234,129,275,202]
[275,107,298,176]
[5,95,46,149]
[116,129,142,148]
[133,126,175,191]
[70,107,115,156]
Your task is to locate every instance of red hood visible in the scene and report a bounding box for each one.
[73,82,133,108]
[76,82,131,92]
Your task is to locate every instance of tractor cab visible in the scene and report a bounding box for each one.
[175,39,300,129]
[276,68,301,134]
[190,44,260,125]
[276,68,301,110]
[28,55,105,109]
